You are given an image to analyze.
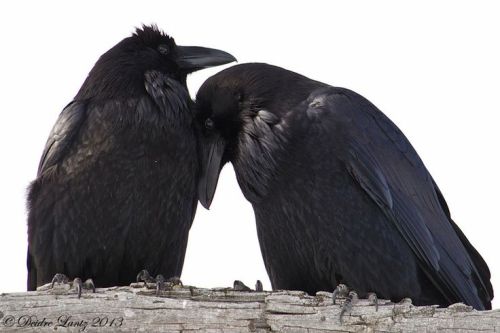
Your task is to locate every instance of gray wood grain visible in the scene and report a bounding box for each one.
[0,283,498,332]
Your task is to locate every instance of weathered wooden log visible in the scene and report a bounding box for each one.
[0,282,498,332]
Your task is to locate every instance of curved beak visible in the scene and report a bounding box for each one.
[176,46,236,71]
[198,135,226,209]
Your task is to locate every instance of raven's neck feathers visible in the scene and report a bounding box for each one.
[225,65,325,202]
[233,109,293,203]
[75,49,191,127]
[143,70,192,127]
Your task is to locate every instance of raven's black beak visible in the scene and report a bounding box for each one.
[176,46,236,71]
[198,135,226,209]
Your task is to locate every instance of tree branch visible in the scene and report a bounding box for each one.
[0,283,498,332]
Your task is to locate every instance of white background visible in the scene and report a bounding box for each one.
[0,1,498,309]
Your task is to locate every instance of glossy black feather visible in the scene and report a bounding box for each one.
[27,26,199,290]
[37,102,87,175]
[195,63,493,309]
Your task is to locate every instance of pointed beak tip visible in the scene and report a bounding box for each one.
[198,183,215,210]
[227,53,237,63]
[199,198,212,210]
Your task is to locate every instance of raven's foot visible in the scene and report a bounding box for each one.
[50,274,94,298]
[136,270,162,295]
[156,275,183,295]
[368,292,379,311]
[339,291,358,323]
[166,276,183,287]
[72,278,95,298]
[332,283,349,305]
[51,273,69,288]
[136,270,183,296]
[155,275,165,296]
[255,280,263,292]
[136,269,155,286]
[233,280,252,291]
[398,297,412,305]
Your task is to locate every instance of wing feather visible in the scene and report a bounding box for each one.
[37,102,87,176]
[308,87,492,309]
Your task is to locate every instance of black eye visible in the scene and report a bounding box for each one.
[158,44,170,55]
[205,118,214,130]
[235,91,244,102]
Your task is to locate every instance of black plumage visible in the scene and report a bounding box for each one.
[195,63,493,310]
[27,25,235,290]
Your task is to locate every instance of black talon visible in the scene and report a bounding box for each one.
[398,297,412,305]
[50,274,93,298]
[136,269,155,286]
[51,273,69,288]
[155,274,165,296]
[233,280,252,291]
[368,292,378,311]
[339,291,358,324]
[73,277,83,298]
[255,280,263,292]
[332,284,349,304]
[167,276,183,287]
[83,278,96,294]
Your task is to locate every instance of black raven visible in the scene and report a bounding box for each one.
[195,63,493,310]
[27,25,236,291]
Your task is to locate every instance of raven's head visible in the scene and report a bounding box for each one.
[196,63,316,208]
[76,24,236,100]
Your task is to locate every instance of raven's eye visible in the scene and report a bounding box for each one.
[158,44,170,55]
[235,91,244,102]
[205,118,214,130]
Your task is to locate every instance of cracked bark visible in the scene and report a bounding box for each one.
[0,283,498,332]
